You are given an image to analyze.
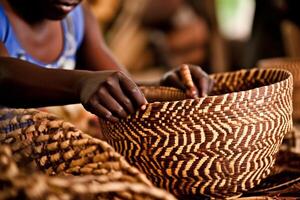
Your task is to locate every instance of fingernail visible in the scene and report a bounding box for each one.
[105,113,112,119]
[119,108,127,118]
[201,91,207,97]
[141,104,147,110]
[110,118,119,123]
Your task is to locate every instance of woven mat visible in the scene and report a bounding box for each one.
[0,108,175,200]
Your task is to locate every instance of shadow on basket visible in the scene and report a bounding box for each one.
[100,68,293,199]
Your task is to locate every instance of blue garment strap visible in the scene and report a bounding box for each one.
[0,4,85,69]
[0,5,9,43]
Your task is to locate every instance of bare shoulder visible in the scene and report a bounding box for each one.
[81,3,99,32]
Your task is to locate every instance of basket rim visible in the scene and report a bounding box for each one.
[141,68,293,106]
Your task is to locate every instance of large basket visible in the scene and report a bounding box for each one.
[258,57,300,121]
[0,108,175,200]
[100,68,293,198]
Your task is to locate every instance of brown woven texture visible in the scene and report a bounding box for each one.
[0,108,175,200]
[237,126,300,199]
[258,57,300,121]
[100,68,293,198]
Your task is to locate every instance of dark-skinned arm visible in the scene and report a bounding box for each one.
[0,43,147,122]
[0,56,84,107]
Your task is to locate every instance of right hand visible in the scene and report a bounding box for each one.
[160,65,214,97]
[79,71,147,122]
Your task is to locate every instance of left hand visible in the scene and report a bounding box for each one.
[160,65,214,97]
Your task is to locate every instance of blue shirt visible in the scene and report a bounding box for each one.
[0,4,84,69]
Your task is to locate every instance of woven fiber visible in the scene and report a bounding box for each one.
[258,57,300,121]
[0,108,175,200]
[100,68,293,198]
[240,126,300,198]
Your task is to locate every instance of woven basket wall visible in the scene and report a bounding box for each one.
[0,108,175,200]
[258,57,300,121]
[100,68,293,198]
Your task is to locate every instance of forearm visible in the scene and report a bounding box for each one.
[0,57,92,108]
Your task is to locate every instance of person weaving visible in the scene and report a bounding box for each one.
[0,0,213,122]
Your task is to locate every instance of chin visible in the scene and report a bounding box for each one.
[46,13,69,20]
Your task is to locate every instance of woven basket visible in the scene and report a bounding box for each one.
[100,68,293,198]
[0,108,175,200]
[258,57,300,121]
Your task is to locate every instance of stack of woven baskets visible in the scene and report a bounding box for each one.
[100,68,293,198]
[0,108,175,200]
[258,57,300,121]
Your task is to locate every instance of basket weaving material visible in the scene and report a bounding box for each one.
[258,57,300,121]
[0,108,175,200]
[100,68,293,198]
[241,126,300,198]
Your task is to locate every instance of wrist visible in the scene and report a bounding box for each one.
[74,71,94,103]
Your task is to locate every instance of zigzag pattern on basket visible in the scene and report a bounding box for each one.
[0,108,175,200]
[258,57,300,120]
[100,68,293,198]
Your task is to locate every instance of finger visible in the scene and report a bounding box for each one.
[104,79,135,114]
[190,66,209,96]
[197,77,209,97]
[97,87,128,119]
[118,73,147,108]
[162,72,186,91]
[89,96,119,122]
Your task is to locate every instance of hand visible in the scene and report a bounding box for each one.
[160,65,214,97]
[79,71,147,122]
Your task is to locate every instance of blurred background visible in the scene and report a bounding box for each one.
[84,0,300,82]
